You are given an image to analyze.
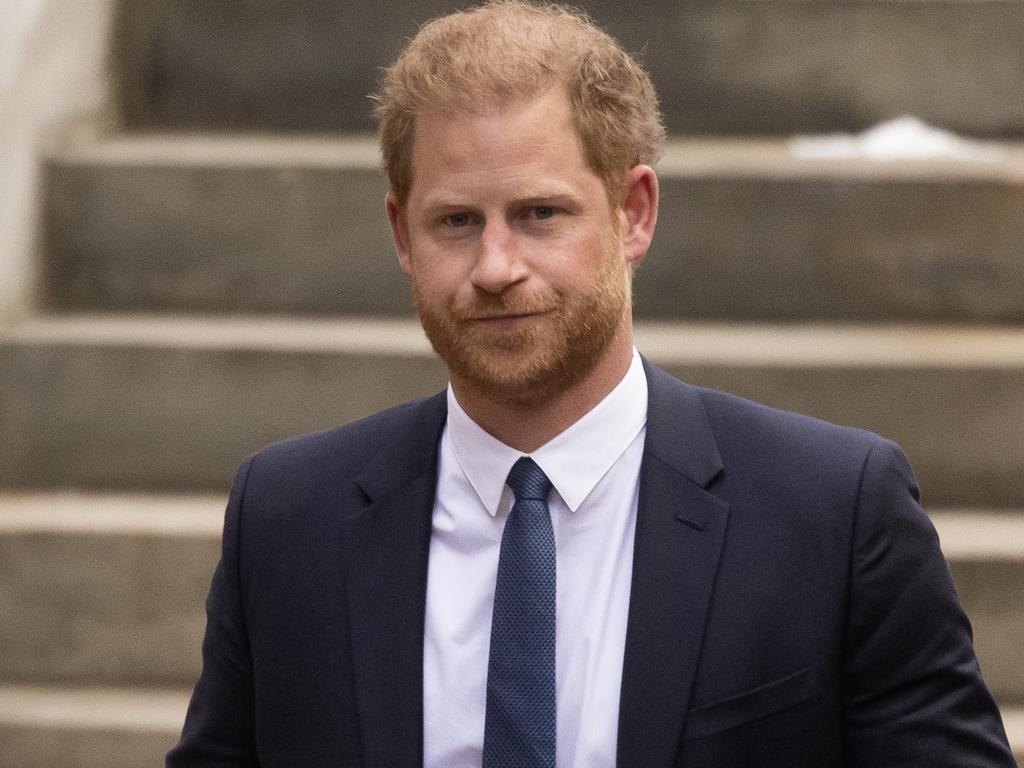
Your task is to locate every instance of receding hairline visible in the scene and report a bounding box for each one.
[403,82,599,198]
[374,0,665,208]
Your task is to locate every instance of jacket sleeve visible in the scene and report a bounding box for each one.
[841,438,1016,766]
[167,456,259,767]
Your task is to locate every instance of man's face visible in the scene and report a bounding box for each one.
[388,87,639,406]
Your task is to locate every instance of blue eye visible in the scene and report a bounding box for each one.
[445,213,472,227]
[534,207,555,220]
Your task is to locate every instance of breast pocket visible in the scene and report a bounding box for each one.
[684,666,818,741]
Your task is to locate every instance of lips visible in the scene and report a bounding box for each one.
[468,311,545,322]
[453,297,557,321]
[448,290,561,328]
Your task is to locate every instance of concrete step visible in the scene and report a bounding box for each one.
[0,684,189,768]
[934,512,1024,705]
[0,496,1021,702]
[666,1,1024,137]
[0,314,448,493]
[0,684,1017,767]
[0,493,222,686]
[2,315,1024,507]
[43,136,407,319]
[115,0,1024,136]
[43,134,1024,322]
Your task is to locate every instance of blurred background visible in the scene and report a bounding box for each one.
[1,1,1023,764]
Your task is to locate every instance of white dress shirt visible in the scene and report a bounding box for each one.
[424,350,648,768]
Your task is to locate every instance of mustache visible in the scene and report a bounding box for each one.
[449,292,559,321]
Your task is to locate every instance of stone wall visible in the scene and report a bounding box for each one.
[0,0,116,320]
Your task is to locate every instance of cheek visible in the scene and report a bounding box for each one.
[408,255,466,300]
[552,233,620,282]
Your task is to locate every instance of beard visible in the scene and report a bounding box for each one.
[414,246,632,407]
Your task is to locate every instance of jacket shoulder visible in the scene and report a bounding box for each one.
[689,382,916,514]
[236,391,447,499]
[696,384,884,455]
[644,359,907,504]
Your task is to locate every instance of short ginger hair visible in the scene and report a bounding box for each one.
[373,0,665,207]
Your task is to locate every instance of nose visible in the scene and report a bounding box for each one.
[470,220,527,294]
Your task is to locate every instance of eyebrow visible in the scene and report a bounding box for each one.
[420,184,582,212]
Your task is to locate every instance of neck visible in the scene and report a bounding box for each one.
[451,327,635,453]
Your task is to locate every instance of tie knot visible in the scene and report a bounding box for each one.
[506,457,552,502]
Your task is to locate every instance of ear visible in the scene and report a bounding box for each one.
[386,191,413,276]
[619,165,659,269]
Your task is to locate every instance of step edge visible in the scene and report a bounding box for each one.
[46,133,1024,183]
[0,685,190,732]
[0,314,433,355]
[47,133,381,170]
[1003,707,1024,759]
[931,511,1024,560]
[4,315,1024,368]
[0,493,225,536]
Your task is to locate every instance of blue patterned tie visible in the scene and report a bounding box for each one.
[482,457,556,768]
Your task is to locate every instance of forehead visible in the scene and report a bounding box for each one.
[406,88,598,203]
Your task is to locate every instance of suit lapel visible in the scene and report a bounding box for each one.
[617,362,730,768]
[341,394,446,768]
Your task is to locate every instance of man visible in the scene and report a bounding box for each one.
[168,2,1016,766]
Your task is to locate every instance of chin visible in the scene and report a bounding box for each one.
[440,331,608,407]
[416,263,631,407]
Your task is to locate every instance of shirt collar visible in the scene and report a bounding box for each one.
[446,348,648,515]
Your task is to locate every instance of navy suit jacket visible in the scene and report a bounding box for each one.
[168,360,1015,767]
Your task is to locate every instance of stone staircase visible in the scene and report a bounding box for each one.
[2,2,1023,764]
